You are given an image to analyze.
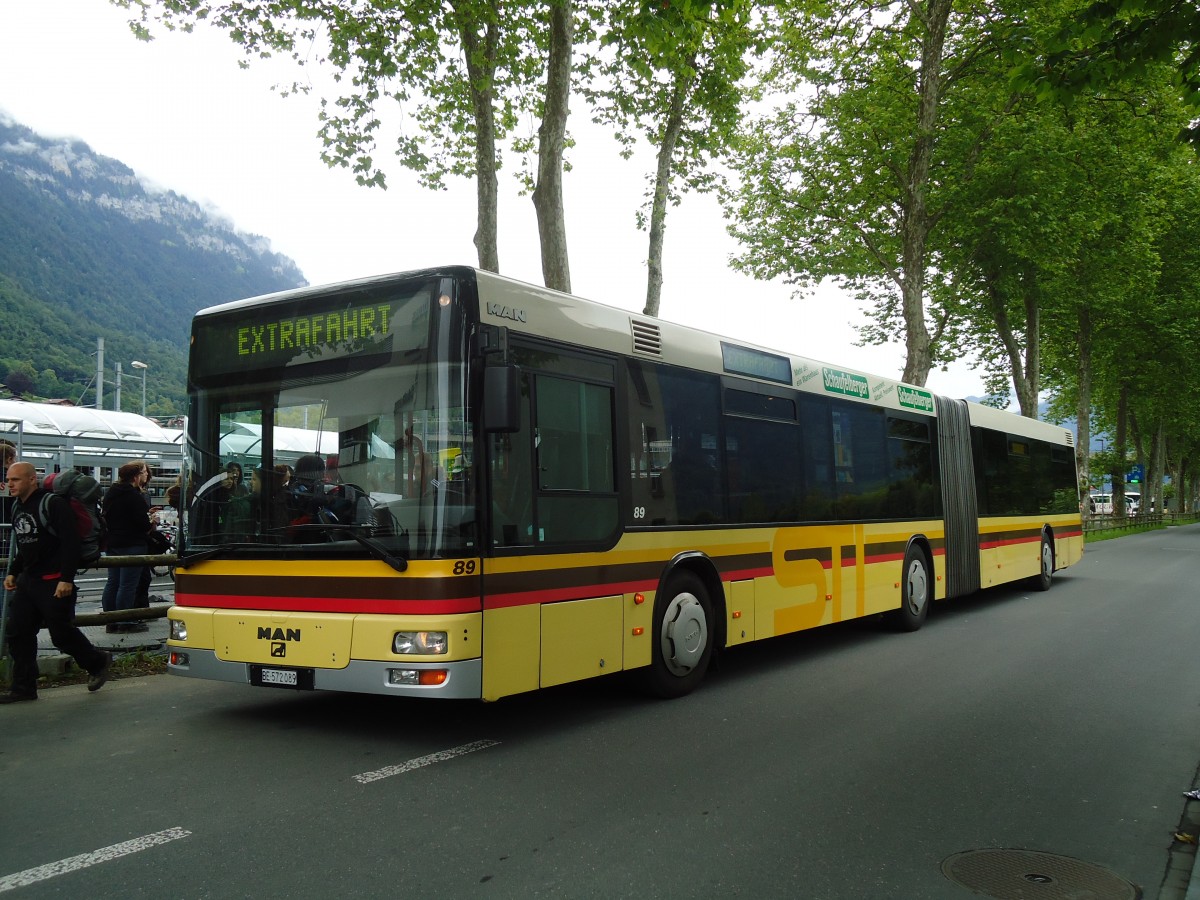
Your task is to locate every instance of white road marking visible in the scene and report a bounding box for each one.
[0,827,191,892]
[354,739,500,784]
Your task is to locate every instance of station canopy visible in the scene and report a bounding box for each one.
[0,399,179,442]
[0,398,183,475]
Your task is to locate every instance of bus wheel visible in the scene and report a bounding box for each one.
[645,572,713,698]
[1031,534,1054,592]
[887,546,930,632]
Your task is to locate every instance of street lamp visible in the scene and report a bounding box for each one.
[131,360,148,416]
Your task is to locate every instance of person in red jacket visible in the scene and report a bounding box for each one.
[1,462,110,703]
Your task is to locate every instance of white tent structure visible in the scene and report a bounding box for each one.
[0,398,183,486]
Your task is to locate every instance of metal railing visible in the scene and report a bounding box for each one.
[1,552,178,683]
[70,553,177,626]
[2,553,176,629]
[1082,511,1199,536]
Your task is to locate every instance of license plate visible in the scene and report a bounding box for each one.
[261,668,297,686]
[250,665,314,689]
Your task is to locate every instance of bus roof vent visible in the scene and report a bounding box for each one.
[631,320,662,357]
[1064,430,1075,447]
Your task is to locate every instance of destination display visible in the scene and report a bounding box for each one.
[235,304,393,359]
[721,342,792,385]
[191,282,435,381]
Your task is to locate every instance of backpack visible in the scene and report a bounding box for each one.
[39,470,107,564]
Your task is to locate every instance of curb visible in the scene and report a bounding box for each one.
[37,654,76,677]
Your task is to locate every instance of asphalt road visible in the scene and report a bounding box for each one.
[4,525,1200,899]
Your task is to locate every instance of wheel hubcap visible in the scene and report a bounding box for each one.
[1042,541,1053,578]
[906,560,928,614]
[661,592,708,676]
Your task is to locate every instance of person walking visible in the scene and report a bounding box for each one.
[135,467,156,610]
[100,461,152,634]
[1,462,111,703]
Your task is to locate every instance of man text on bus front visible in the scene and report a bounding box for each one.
[1,462,111,703]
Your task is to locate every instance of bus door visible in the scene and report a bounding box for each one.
[487,343,619,551]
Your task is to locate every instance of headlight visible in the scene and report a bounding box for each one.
[170,619,188,641]
[393,631,448,655]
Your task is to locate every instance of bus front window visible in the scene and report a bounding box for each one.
[183,280,475,560]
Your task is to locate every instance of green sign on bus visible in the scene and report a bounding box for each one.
[822,367,870,400]
[898,385,934,413]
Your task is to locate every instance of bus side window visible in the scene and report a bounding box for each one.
[533,375,617,543]
[625,359,723,527]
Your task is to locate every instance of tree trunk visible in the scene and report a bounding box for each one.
[1075,308,1093,510]
[982,271,1039,417]
[1114,382,1128,514]
[1015,276,1041,417]
[1150,418,1165,513]
[531,0,573,293]
[457,7,501,273]
[898,0,953,386]
[642,59,694,318]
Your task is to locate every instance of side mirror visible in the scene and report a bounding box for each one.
[483,365,520,433]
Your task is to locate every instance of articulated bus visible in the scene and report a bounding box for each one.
[167,266,1083,700]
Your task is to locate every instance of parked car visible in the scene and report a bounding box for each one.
[1089,492,1140,516]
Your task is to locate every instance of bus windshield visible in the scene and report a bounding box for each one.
[181,277,476,561]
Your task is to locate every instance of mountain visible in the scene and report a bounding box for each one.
[0,115,306,415]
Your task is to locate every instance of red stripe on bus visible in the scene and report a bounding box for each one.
[484,567,779,610]
[723,566,774,581]
[862,553,906,566]
[485,582,649,609]
[979,536,1042,550]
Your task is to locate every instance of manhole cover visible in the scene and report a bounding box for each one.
[941,849,1140,900]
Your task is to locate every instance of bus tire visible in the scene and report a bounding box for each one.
[1031,534,1054,592]
[887,545,930,632]
[644,571,713,699]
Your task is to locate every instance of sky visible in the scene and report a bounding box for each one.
[0,0,988,399]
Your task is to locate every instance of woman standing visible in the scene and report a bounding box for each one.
[222,461,254,540]
[101,461,152,633]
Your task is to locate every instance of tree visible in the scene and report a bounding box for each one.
[1013,0,1200,142]
[724,0,990,386]
[115,0,581,288]
[531,1,576,291]
[3,362,36,398]
[587,0,756,316]
[936,68,1175,419]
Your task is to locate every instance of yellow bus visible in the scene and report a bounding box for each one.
[167,266,1083,700]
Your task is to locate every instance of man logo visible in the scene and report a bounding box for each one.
[271,643,287,658]
[486,302,527,323]
[258,627,301,641]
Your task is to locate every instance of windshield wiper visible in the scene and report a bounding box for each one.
[287,524,409,572]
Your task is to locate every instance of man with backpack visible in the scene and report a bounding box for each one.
[1,462,111,703]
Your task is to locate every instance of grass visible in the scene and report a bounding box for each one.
[6,650,168,691]
[1084,522,1167,543]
